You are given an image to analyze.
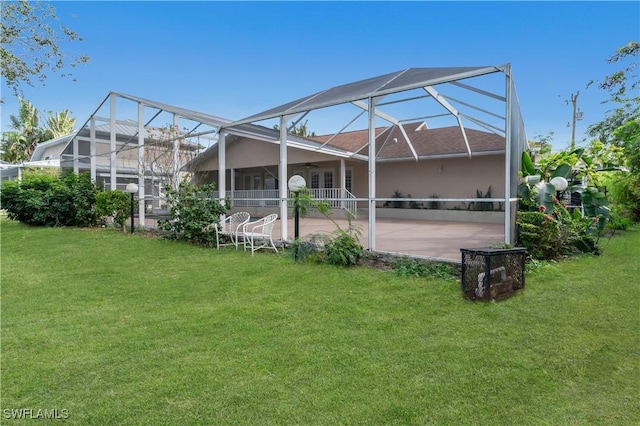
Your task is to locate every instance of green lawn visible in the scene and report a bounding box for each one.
[1,219,638,425]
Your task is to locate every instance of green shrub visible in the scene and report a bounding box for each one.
[606,213,632,231]
[288,234,325,263]
[96,190,131,227]
[517,201,601,260]
[0,171,99,227]
[324,228,363,267]
[63,172,99,227]
[391,257,458,280]
[158,182,227,246]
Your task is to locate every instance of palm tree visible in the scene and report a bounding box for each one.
[3,98,49,161]
[0,98,76,163]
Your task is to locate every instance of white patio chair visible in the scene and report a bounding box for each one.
[242,213,279,255]
[213,212,251,249]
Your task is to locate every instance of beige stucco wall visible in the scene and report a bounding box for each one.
[193,137,505,203]
[196,137,340,171]
[374,155,505,200]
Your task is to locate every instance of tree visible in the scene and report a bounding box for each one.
[1,98,49,162]
[0,98,76,163]
[1,0,89,96]
[142,124,202,201]
[587,41,640,222]
[588,41,639,104]
[587,41,639,144]
[273,119,317,137]
[46,109,75,137]
[528,132,554,162]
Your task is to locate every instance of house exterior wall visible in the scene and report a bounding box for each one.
[192,137,505,208]
[38,143,68,161]
[195,137,346,171]
[374,155,505,201]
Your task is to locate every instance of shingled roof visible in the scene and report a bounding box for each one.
[312,122,505,160]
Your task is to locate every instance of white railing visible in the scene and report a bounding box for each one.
[310,188,358,218]
[213,188,358,217]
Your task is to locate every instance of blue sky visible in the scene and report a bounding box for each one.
[1,1,638,150]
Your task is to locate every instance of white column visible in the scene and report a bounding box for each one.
[368,97,377,251]
[138,102,145,227]
[173,114,180,191]
[218,130,226,205]
[110,94,117,190]
[340,158,346,210]
[89,118,96,182]
[279,116,288,241]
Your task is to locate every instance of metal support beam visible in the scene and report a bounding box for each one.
[504,66,513,245]
[72,137,79,174]
[368,97,377,251]
[423,86,472,158]
[218,130,226,206]
[316,109,366,150]
[173,114,180,191]
[90,118,96,182]
[138,102,146,227]
[279,116,288,242]
[351,100,419,161]
[109,94,117,190]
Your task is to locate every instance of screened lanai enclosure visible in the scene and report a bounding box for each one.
[204,65,527,250]
[52,92,344,227]
[56,65,526,259]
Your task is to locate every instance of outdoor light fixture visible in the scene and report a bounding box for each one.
[550,176,569,192]
[125,183,139,234]
[288,175,306,260]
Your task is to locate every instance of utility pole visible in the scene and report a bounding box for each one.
[568,91,583,150]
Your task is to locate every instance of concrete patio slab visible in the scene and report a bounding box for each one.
[139,215,505,263]
[279,217,505,262]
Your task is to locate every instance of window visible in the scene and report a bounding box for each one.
[310,171,320,189]
[310,170,333,189]
[345,168,353,193]
[324,171,333,189]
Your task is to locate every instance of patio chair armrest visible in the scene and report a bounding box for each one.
[243,219,266,234]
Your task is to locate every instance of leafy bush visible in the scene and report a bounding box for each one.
[606,212,632,231]
[158,182,227,246]
[391,257,457,280]
[62,172,99,227]
[324,228,363,267]
[517,201,601,260]
[0,170,99,227]
[96,190,131,227]
[288,234,325,263]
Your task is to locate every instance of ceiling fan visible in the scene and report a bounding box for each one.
[304,162,319,168]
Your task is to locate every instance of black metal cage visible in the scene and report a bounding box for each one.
[460,247,526,300]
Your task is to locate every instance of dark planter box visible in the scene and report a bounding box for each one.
[460,247,527,300]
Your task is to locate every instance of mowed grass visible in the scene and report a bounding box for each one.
[1,218,638,425]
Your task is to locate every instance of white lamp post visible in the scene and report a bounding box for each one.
[287,175,306,243]
[125,183,139,234]
[550,176,569,192]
